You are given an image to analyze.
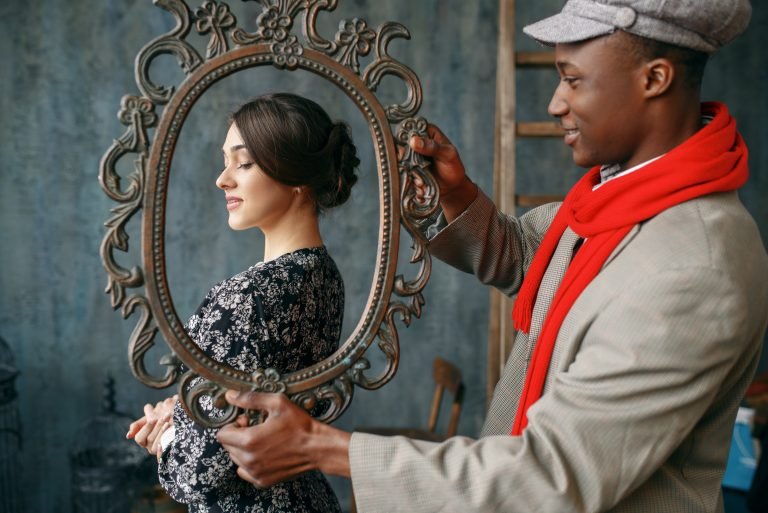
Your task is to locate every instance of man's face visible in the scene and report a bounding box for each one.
[548,33,648,170]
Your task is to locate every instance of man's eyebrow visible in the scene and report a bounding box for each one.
[555,60,576,71]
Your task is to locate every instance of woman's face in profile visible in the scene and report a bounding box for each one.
[216,123,297,231]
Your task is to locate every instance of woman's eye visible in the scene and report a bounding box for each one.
[238,162,254,170]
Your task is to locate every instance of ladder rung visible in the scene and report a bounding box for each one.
[516,122,563,137]
[515,51,555,67]
[515,194,566,207]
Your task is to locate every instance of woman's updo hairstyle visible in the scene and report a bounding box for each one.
[231,93,359,211]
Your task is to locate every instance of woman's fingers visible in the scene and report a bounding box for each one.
[128,395,177,451]
[150,421,171,456]
[155,396,177,422]
[126,416,147,439]
[144,402,159,422]
[147,417,167,448]
[133,417,172,455]
[133,418,157,448]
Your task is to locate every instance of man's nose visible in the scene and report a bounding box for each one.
[547,85,568,118]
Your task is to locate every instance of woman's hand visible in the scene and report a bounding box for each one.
[408,124,478,222]
[126,395,177,457]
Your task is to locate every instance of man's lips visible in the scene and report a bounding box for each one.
[562,126,579,145]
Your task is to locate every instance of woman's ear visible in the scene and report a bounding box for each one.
[642,58,675,98]
[293,186,314,209]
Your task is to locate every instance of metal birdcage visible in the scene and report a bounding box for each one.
[71,376,153,513]
[0,334,22,513]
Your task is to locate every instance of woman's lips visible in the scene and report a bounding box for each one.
[226,197,243,211]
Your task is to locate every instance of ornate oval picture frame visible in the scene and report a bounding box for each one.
[99,0,438,427]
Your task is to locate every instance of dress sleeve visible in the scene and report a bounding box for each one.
[157,278,267,505]
[427,188,560,297]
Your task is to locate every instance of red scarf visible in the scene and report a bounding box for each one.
[509,102,748,436]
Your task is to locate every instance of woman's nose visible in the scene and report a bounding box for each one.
[216,167,233,190]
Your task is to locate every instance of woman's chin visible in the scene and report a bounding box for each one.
[227,219,247,231]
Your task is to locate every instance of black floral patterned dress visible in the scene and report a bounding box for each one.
[158,246,344,513]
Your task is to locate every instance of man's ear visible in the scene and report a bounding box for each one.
[642,58,675,98]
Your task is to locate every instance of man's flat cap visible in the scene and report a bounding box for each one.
[523,0,752,53]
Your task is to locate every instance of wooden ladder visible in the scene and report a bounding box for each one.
[487,0,565,403]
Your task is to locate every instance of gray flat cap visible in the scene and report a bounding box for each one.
[523,0,752,53]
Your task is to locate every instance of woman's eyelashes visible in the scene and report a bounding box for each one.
[221,159,254,171]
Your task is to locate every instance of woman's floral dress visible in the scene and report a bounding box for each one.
[158,247,344,513]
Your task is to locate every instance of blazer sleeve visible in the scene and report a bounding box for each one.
[426,188,560,297]
[157,284,267,505]
[350,265,757,513]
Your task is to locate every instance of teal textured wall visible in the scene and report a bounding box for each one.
[0,0,497,510]
[0,1,765,512]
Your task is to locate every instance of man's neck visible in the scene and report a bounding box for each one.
[622,96,702,171]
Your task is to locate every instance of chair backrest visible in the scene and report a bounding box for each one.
[426,357,464,438]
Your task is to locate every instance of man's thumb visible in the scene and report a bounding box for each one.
[225,389,277,410]
[410,135,454,161]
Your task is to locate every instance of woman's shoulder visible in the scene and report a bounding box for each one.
[219,246,339,302]
[251,246,339,280]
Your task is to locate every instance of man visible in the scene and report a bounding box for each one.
[216,1,768,511]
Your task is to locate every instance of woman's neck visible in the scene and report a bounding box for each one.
[261,205,323,262]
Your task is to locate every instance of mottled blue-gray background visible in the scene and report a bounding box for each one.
[0,1,765,512]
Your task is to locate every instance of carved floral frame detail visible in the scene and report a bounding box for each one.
[99,0,438,427]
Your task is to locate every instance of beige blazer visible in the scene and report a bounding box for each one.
[349,189,768,513]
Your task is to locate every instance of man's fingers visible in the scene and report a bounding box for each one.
[236,466,264,487]
[409,135,456,162]
[426,123,452,145]
[235,464,312,489]
[224,389,284,412]
[234,463,287,489]
[217,420,256,447]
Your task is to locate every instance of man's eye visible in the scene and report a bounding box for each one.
[562,76,579,85]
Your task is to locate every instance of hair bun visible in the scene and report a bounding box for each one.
[315,122,359,209]
[232,94,359,212]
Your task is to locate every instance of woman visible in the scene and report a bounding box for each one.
[127,92,359,513]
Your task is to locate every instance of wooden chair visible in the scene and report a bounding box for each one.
[349,357,464,512]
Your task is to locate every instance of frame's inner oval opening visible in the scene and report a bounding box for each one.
[165,65,380,374]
